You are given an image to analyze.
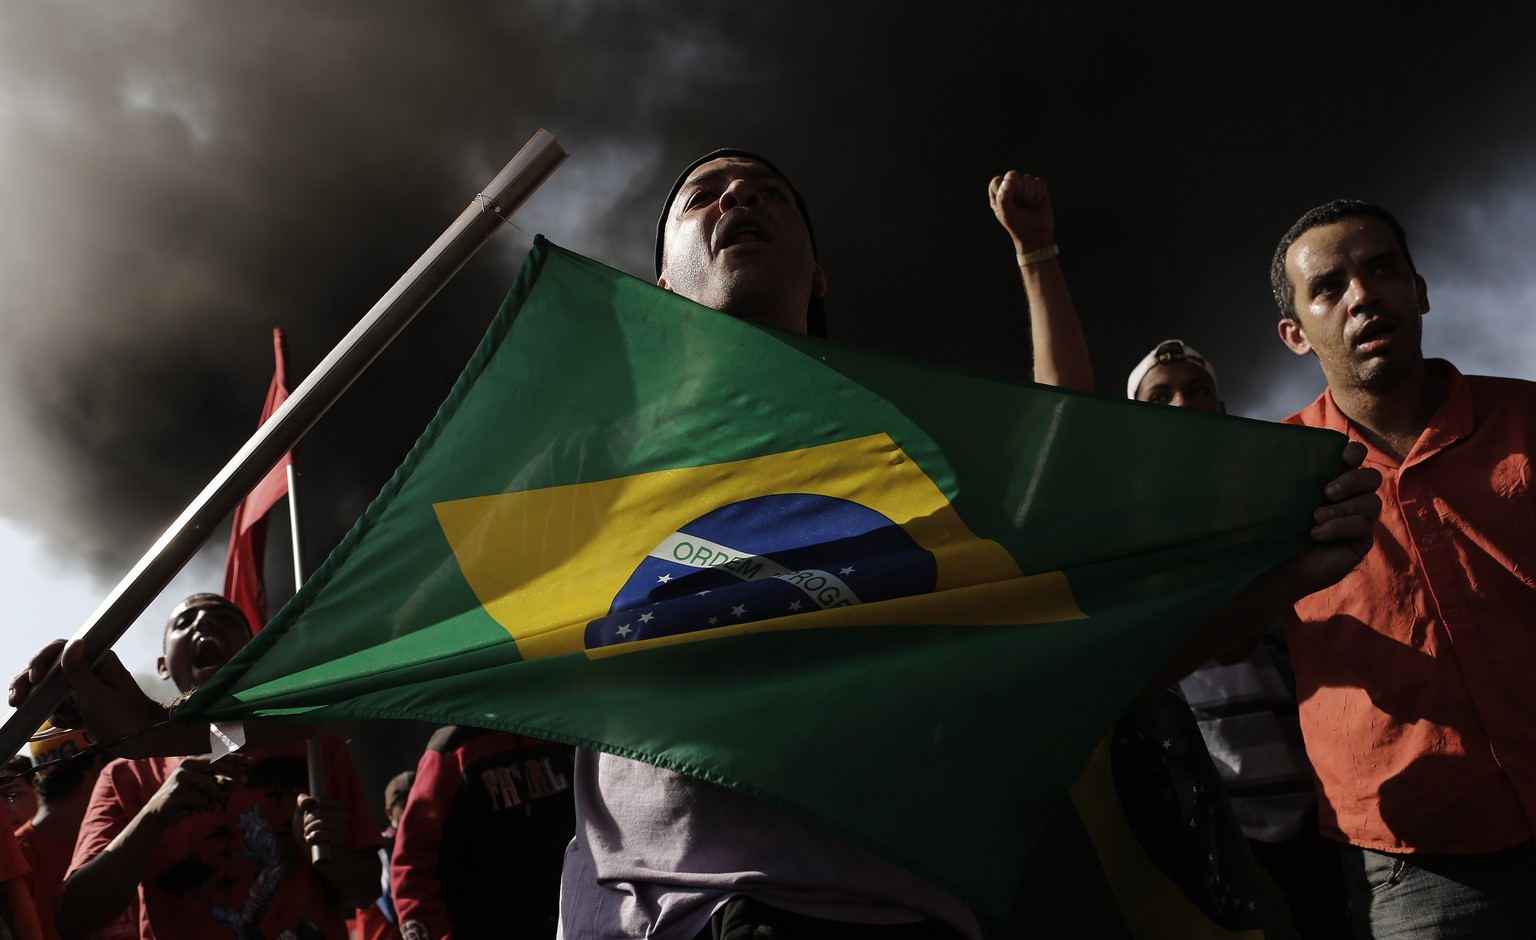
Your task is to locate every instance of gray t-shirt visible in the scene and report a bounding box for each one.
[557,750,981,940]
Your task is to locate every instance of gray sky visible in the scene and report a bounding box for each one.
[2,3,1535,727]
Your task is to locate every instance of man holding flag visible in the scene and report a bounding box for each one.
[14,150,1381,937]
[1272,200,1536,936]
[557,152,1378,937]
[554,151,982,938]
[54,595,381,940]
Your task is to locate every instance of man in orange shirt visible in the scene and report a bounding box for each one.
[1273,200,1536,937]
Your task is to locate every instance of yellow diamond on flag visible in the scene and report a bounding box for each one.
[434,433,1084,660]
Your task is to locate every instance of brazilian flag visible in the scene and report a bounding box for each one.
[184,238,1339,929]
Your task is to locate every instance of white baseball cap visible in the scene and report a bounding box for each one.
[1126,339,1219,400]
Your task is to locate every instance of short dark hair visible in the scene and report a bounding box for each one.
[1270,200,1415,321]
[163,593,249,651]
[384,769,415,813]
[35,750,107,806]
[1,756,34,806]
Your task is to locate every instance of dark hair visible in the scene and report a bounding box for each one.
[35,750,107,806]
[3,756,29,774]
[654,149,826,338]
[384,769,416,812]
[1270,200,1415,321]
[1,756,35,808]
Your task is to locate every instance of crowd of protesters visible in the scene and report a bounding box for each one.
[0,147,1526,940]
[1,595,577,940]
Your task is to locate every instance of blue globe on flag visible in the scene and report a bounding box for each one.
[585,493,937,649]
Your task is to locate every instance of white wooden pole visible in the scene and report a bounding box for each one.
[1,130,567,759]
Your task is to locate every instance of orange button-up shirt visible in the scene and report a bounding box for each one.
[1283,360,1536,854]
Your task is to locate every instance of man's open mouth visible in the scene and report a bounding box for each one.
[190,633,228,670]
[1353,320,1395,352]
[714,212,768,251]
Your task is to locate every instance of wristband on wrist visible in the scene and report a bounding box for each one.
[1017,243,1059,266]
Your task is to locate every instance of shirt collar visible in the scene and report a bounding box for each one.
[1319,358,1469,469]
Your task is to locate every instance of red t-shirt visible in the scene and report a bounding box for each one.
[16,821,68,940]
[69,736,380,940]
[0,822,29,884]
[0,821,40,940]
[1284,361,1536,853]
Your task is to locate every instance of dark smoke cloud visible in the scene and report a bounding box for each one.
[0,3,1534,598]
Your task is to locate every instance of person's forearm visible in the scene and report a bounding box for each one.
[1149,566,1295,691]
[316,847,384,909]
[104,702,205,758]
[1020,257,1093,392]
[57,812,168,939]
[1153,444,1379,691]
[113,714,327,760]
[392,756,452,938]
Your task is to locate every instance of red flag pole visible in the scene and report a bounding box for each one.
[0,129,567,760]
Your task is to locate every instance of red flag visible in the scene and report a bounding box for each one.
[222,328,293,633]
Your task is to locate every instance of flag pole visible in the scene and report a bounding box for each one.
[264,331,331,866]
[0,129,567,759]
[286,465,306,619]
[283,434,332,866]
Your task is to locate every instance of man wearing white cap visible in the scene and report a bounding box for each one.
[1124,339,1223,413]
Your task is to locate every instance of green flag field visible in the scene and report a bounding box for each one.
[183,238,1342,925]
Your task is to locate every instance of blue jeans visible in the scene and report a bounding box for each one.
[1339,842,1536,938]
